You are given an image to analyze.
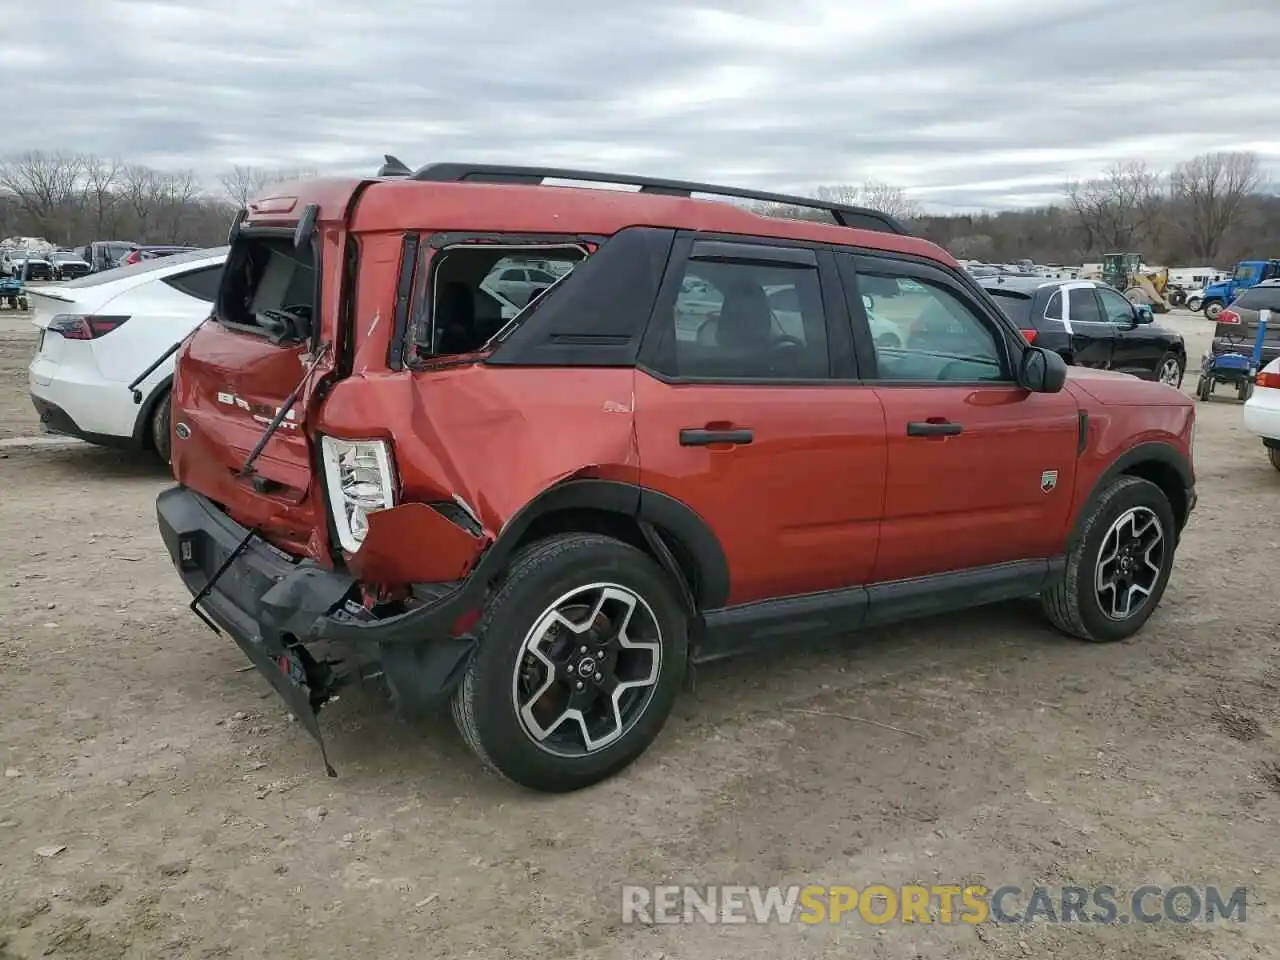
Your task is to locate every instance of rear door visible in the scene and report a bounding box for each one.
[634,235,886,606]
[170,230,333,552]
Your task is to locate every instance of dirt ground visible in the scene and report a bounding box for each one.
[1,311,1278,960]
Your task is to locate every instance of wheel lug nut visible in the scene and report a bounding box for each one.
[594,673,602,681]
[576,680,584,689]
[580,645,588,654]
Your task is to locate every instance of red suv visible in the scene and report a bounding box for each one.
[156,163,1196,792]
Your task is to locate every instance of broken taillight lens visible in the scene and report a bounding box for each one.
[47,314,130,340]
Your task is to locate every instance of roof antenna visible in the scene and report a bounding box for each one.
[377,155,412,177]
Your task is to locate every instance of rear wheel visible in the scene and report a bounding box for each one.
[1186,295,1203,312]
[1195,376,1212,401]
[452,533,688,792]
[1269,447,1280,472]
[1041,476,1177,642]
[1203,300,1224,320]
[1238,380,1254,402]
[150,389,172,464]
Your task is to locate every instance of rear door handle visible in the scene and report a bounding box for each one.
[680,428,754,446]
[906,420,963,437]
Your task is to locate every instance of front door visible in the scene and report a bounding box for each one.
[1097,285,1163,378]
[842,254,1080,583]
[634,237,885,606]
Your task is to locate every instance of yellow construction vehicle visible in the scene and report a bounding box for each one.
[1095,252,1172,313]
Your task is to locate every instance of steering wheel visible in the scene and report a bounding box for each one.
[282,303,312,321]
[935,360,971,381]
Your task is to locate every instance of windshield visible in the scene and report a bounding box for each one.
[1234,263,1259,284]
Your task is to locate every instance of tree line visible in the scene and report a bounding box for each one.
[1,149,1273,269]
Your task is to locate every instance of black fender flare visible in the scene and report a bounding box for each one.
[130,374,174,450]
[471,478,730,611]
[1069,441,1193,548]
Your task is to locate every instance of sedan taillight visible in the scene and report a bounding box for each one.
[1256,371,1280,389]
[48,314,130,340]
[1020,329,1038,343]
[1218,309,1241,325]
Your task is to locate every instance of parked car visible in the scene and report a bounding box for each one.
[119,244,197,266]
[81,240,140,273]
[981,276,1187,385]
[1242,354,1280,471]
[154,163,1195,793]
[1207,279,1280,372]
[27,247,226,463]
[50,250,92,280]
[1,249,54,281]
[483,263,561,306]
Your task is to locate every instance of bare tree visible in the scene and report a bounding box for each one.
[1065,161,1165,254]
[1171,151,1262,262]
[80,155,121,237]
[0,151,84,242]
[815,182,921,221]
[219,165,320,207]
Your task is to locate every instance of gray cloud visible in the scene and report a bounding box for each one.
[2,0,1278,210]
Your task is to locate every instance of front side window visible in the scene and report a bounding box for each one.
[667,259,829,380]
[860,272,1007,382]
[1097,287,1136,324]
[1066,287,1103,325]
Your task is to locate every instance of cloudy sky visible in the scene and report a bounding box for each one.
[4,0,1278,211]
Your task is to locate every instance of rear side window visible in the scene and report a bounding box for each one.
[667,259,829,380]
[1235,286,1280,312]
[1045,290,1063,320]
[986,290,1033,327]
[163,265,224,303]
[217,237,316,336]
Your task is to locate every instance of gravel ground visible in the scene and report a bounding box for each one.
[1,311,1278,960]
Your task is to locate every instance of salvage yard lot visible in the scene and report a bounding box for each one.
[1,312,1278,960]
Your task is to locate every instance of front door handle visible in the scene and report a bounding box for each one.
[906,420,963,437]
[680,428,754,446]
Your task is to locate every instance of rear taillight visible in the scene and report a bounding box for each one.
[122,251,140,265]
[1218,309,1241,325]
[1256,371,1280,389]
[48,314,130,340]
[1020,329,1037,343]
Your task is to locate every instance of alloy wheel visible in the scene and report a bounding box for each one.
[511,583,662,757]
[1094,506,1165,621]
[1159,358,1182,385]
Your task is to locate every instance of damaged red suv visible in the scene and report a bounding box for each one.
[156,162,1196,792]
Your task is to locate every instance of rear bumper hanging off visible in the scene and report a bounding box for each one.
[155,485,485,771]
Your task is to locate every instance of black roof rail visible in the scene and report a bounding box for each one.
[408,162,910,235]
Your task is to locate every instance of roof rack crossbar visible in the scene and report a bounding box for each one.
[409,162,910,235]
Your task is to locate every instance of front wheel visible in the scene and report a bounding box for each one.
[1156,352,1184,388]
[452,533,688,792]
[1186,296,1203,312]
[1203,300,1224,320]
[1041,476,1177,642]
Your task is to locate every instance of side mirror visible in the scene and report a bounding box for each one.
[862,293,876,312]
[1133,303,1154,324]
[1018,345,1067,393]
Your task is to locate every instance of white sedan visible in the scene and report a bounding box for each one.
[1243,354,1280,472]
[27,247,227,462]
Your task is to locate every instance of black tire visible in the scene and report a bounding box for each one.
[452,533,688,792]
[1041,475,1177,643]
[1238,380,1253,402]
[150,389,172,464]
[1156,351,1184,388]
[1195,377,1212,401]
[1269,447,1280,472]
[1203,300,1224,320]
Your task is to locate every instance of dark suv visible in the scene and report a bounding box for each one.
[155,163,1196,792]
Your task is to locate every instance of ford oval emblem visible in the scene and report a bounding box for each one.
[175,422,191,440]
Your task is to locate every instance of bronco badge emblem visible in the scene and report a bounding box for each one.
[1041,470,1058,493]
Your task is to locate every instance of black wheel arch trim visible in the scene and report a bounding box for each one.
[1069,441,1194,548]
[471,478,730,611]
[131,374,174,449]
